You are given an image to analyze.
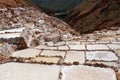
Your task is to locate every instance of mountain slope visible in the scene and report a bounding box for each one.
[31,0,83,11]
[65,0,120,34]
[0,0,27,7]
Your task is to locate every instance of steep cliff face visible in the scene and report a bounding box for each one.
[65,0,120,34]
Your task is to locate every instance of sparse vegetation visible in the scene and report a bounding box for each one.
[65,0,120,34]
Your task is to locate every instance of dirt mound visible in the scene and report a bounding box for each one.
[65,0,120,34]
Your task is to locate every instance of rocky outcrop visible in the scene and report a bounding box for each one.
[65,0,120,34]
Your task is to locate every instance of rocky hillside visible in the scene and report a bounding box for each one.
[0,0,79,49]
[0,0,77,33]
[0,0,27,8]
[31,0,83,11]
[65,0,120,34]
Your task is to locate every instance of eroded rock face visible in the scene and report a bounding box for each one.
[65,0,120,34]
